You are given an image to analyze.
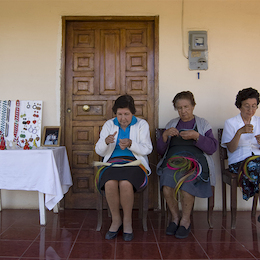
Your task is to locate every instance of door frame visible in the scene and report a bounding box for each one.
[60,16,159,209]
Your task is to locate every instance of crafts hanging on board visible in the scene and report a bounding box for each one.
[0,100,43,149]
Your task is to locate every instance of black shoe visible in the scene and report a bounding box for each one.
[123,232,134,241]
[105,224,123,240]
[166,222,178,236]
[258,215,260,222]
[175,225,191,239]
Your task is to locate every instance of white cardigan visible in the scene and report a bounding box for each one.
[95,117,153,175]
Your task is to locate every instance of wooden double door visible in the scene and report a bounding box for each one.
[63,17,158,209]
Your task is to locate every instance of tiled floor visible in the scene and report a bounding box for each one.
[0,209,260,260]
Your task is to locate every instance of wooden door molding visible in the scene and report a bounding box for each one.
[60,16,159,209]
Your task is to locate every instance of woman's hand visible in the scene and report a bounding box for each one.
[119,138,132,150]
[227,124,254,153]
[239,124,254,134]
[105,131,117,145]
[162,127,179,142]
[179,130,199,140]
[255,134,260,145]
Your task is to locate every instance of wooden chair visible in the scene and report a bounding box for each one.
[156,128,214,228]
[96,168,149,232]
[218,128,259,229]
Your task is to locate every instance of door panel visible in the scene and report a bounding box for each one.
[64,19,156,209]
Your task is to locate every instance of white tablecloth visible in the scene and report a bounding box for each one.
[0,146,72,210]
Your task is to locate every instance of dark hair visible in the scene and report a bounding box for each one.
[112,94,136,114]
[235,87,260,108]
[172,91,196,109]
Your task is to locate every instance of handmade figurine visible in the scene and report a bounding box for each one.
[0,132,6,150]
[23,139,30,150]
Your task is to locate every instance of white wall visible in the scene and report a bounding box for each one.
[0,0,260,211]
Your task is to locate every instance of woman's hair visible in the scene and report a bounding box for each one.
[172,91,196,109]
[112,94,136,114]
[235,87,260,108]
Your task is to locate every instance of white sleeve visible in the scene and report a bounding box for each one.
[95,121,116,157]
[129,120,153,156]
[221,119,236,148]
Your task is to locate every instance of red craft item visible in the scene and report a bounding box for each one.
[23,139,30,150]
[0,133,5,150]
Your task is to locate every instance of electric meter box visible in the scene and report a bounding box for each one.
[188,31,208,70]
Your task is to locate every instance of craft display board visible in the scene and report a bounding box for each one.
[0,100,42,149]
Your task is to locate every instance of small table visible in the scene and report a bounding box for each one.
[0,146,73,225]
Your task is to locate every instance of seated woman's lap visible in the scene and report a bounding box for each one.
[229,155,260,200]
[160,167,212,198]
[100,165,147,192]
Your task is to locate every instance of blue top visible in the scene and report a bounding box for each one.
[111,116,137,158]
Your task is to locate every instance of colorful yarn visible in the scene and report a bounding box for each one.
[167,154,202,199]
[238,155,260,191]
[94,158,148,193]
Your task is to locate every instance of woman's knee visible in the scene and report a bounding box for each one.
[105,180,119,190]
[163,185,174,195]
[119,180,133,191]
[180,190,195,201]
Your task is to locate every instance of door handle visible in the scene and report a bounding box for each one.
[67,108,71,113]
[82,105,90,112]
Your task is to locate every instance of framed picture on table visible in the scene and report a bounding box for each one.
[42,126,61,147]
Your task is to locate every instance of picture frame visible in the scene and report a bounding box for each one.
[42,126,61,147]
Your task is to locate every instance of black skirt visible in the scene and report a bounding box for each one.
[96,156,148,193]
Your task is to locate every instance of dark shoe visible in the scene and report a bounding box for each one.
[105,224,123,240]
[258,215,260,222]
[123,232,134,241]
[175,225,191,239]
[166,222,178,236]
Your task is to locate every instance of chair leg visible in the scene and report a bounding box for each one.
[96,192,103,231]
[207,186,214,229]
[0,189,2,212]
[139,192,143,220]
[141,187,148,232]
[230,179,237,229]
[252,193,259,217]
[222,181,227,217]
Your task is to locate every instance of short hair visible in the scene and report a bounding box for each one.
[235,87,260,108]
[172,91,196,109]
[112,94,136,114]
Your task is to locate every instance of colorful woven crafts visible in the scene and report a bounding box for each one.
[167,154,202,199]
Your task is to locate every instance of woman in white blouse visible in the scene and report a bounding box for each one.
[221,87,260,201]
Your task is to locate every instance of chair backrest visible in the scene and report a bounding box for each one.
[155,128,165,161]
[218,128,228,171]
[155,128,165,141]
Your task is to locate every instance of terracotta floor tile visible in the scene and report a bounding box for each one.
[200,241,254,259]
[159,242,208,259]
[0,257,19,260]
[69,242,115,259]
[116,229,156,243]
[154,229,197,243]
[116,242,161,259]
[36,227,79,242]
[0,226,41,240]
[77,228,110,242]
[239,241,260,258]
[1,209,260,259]
[22,240,73,259]
[192,228,237,243]
[0,240,32,257]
